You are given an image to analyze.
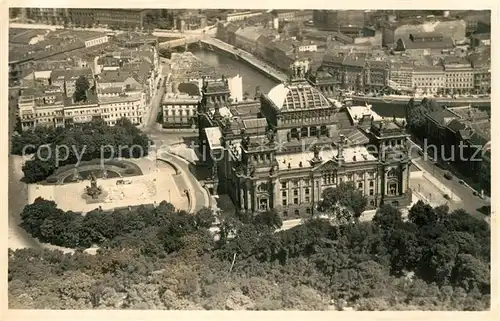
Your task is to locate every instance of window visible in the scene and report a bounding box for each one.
[259,198,268,210]
[282,200,287,206]
[358,182,363,189]
[294,209,300,216]
[369,181,374,187]
[369,189,374,196]
[282,191,287,198]
[305,188,310,195]
[281,182,287,189]
[306,208,311,214]
[370,200,375,206]
[293,190,298,196]
[305,196,310,203]
[294,198,299,205]
[388,182,397,195]
[283,211,288,217]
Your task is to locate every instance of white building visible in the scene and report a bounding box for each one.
[227,74,243,102]
[98,87,146,126]
[161,93,199,128]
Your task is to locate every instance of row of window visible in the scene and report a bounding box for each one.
[166,110,195,116]
[101,105,140,112]
[281,187,378,207]
[280,172,377,189]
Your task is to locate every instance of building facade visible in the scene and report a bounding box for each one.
[424,106,490,194]
[412,66,445,94]
[443,60,474,94]
[313,10,365,36]
[18,86,65,130]
[389,62,414,92]
[98,88,145,126]
[25,8,69,24]
[161,93,200,128]
[69,9,150,29]
[364,60,389,91]
[198,61,412,219]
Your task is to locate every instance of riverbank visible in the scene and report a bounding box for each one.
[352,95,491,108]
[200,38,287,83]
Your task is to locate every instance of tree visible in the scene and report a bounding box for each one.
[372,204,403,231]
[320,182,367,222]
[406,105,429,136]
[74,75,90,103]
[451,254,490,295]
[253,208,283,229]
[408,200,438,227]
[194,207,215,229]
[11,195,491,311]
[20,198,60,237]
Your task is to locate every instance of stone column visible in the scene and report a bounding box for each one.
[240,185,245,210]
[252,182,257,212]
[271,179,278,209]
[246,182,252,210]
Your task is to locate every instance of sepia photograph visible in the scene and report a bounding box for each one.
[6,4,492,312]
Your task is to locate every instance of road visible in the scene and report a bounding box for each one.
[141,62,170,132]
[156,150,209,213]
[8,156,43,250]
[407,138,490,218]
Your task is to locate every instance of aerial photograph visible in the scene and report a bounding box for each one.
[7,8,491,310]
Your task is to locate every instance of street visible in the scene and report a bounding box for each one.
[141,62,170,133]
[156,150,209,213]
[407,138,490,218]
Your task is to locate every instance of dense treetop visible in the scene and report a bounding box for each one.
[10,197,490,310]
[11,118,149,183]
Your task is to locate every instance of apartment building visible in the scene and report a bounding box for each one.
[442,57,474,94]
[18,86,65,130]
[98,88,146,126]
[161,93,200,128]
[25,8,69,24]
[68,9,150,29]
[412,65,445,94]
[389,62,414,91]
[63,94,101,126]
[225,10,263,22]
[50,67,95,99]
[313,10,365,36]
[364,60,389,91]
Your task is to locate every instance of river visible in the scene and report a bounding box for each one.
[191,49,409,118]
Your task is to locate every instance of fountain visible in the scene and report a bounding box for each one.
[85,172,102,199]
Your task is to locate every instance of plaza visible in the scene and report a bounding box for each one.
[27,159,189,214]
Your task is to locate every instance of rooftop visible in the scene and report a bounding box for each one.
[398,36,454,50]
[235,26,265,42]
[266,81,331,111]
[345,105,383,124]
[275,145,377,171]
[162,93,200,103]
[205,127,223,150]
[426,108,458,126]
[448,105,489,122]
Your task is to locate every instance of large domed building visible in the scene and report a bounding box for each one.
[197,60,412,219]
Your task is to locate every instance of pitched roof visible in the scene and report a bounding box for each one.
[398,37,454,50]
